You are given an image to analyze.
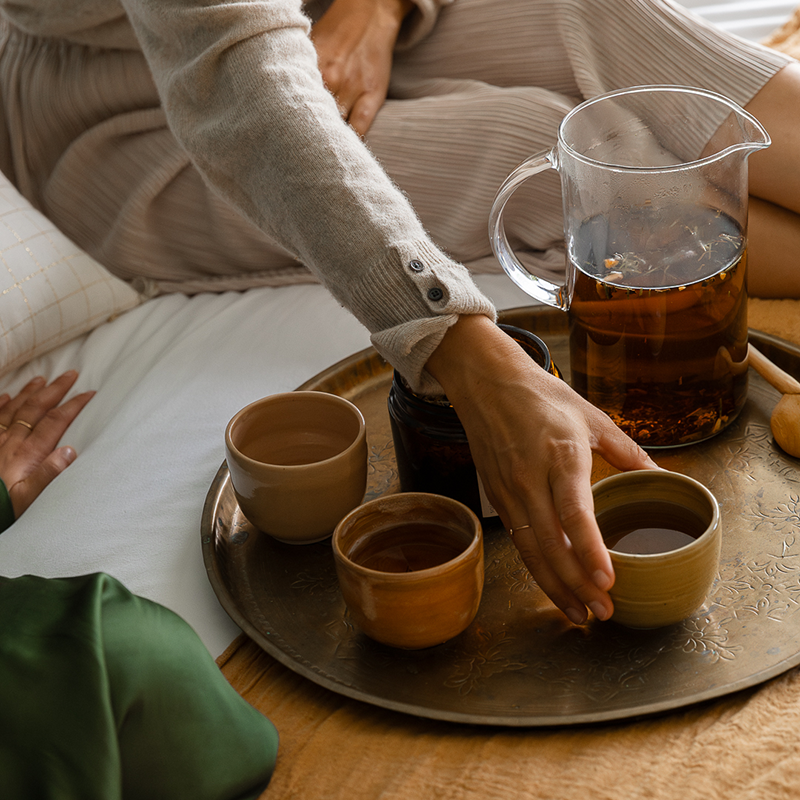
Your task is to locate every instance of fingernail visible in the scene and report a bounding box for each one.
[593,569,613,591]
[565,607,585,625]
[589,601,609,621]
[62,370,78,379]
[62,446,77,463]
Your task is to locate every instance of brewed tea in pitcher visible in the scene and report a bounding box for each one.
[489,85,769,447]
[568,203,748,447]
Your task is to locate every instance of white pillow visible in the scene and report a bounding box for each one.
[0,172,141,377]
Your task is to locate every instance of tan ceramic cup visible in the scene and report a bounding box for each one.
[593,470,721,629]
[332,492,484,649]
[225,391,368,544]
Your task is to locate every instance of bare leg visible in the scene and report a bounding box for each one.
[746,61,800,214]
[743,62,800,298]
[747,197,800,298]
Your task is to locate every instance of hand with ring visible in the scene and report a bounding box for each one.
[427,315,660,625]
[0,371,95,521]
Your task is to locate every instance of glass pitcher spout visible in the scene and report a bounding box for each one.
[722,112,770,154]
[692,89,770,164]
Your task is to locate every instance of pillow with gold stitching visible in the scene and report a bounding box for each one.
[0,172,141,378]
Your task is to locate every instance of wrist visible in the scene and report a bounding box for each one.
[376,0,415,28]
[427,315,540,402]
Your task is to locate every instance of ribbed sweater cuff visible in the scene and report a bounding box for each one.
[351,240,496,394]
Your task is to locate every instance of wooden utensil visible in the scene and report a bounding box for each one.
[748,343,800,457]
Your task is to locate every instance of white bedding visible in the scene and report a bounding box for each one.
[681,0,796,40]
[0,275,533,658]
[0,1,792,659]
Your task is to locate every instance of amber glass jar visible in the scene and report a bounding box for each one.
[387,324,562,521]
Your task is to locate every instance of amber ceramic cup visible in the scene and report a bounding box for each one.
[332,492,484,649]
[592,470,721,629]
[225,391,368,544]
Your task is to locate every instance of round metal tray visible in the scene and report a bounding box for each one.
[202,307,800,726]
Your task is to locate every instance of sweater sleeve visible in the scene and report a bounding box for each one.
[119,0,493,393]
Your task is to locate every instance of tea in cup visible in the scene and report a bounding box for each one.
[225,391,368,544]
[592,470,721,628]
[332,492,483,649]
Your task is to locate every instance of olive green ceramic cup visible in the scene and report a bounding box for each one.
[225,391,368,544]
[593,470,721,629]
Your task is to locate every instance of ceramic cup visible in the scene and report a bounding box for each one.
[225,391,368,544]
[592,470,721,629]
[332,492,484,649]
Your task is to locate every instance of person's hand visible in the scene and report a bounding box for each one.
[0,371,95,519]
[311,0,413,136]
[426,315,660,625]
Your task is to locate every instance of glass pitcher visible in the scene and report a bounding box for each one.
[489,85,770,448]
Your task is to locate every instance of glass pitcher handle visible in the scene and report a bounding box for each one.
[488,148,569,311]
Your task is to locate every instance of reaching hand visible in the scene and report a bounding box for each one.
[311,0,412,136]
[426,315,660,625]
[0,371,95,519]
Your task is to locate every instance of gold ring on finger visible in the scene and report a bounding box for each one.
[509,524,532,537]
[0,424,7,431]
[13,419,34,430]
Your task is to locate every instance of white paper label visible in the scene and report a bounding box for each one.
[476,471,499,518]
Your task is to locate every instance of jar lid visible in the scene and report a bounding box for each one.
[391,323,559,405]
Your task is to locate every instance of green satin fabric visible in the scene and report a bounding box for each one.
[0,573,278,799]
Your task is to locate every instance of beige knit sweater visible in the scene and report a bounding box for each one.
[0,0,495,392]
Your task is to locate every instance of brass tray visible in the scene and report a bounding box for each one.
[202,307,800,726]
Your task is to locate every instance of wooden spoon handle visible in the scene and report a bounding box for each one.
[748,343,800,395]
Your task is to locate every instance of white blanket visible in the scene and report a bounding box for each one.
[0,275,533,657]
[681,0,798,40]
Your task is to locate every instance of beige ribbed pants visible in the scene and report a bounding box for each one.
[0,0,790,293]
